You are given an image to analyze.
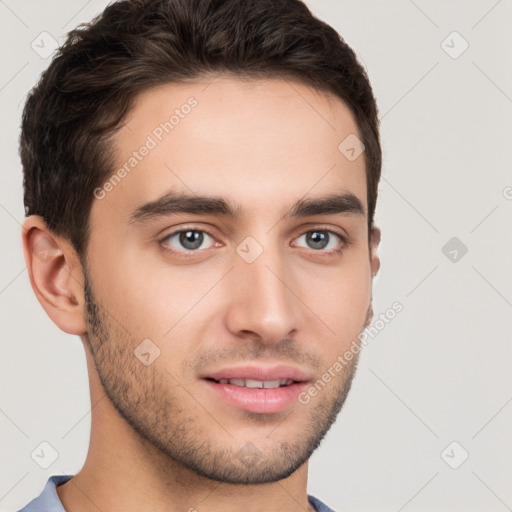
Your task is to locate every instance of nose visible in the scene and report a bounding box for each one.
[224,245,302,344]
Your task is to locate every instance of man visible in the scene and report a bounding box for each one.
[18,0,381,511]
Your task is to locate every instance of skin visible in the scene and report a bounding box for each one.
[22,76,380,512]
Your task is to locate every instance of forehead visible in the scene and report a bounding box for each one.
[96,76,367,224]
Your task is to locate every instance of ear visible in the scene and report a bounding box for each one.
[363,226,381,329]
[22,216,87,335]
[369,225,381,278]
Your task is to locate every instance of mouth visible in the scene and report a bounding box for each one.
[200,365,311,414]
[205,377,298,389]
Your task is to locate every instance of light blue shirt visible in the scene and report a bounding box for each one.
[17,475,336,512]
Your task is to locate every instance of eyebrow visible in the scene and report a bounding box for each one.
[129,191,365,224]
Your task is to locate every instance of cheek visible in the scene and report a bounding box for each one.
[304,257,372,342]
[85,242,187,340]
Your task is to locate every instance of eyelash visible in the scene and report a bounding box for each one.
[159,226,350,258]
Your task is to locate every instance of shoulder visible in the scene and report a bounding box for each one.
[308,494,337,512]
[16,475,73,512]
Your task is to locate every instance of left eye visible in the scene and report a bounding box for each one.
[294,230,342,251]
[163,230,215,252]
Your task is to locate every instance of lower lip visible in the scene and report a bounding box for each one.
[201,379,309,414]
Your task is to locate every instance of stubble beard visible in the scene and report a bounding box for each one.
[82,268,362,484]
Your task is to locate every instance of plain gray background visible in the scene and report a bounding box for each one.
[1,1,511,511]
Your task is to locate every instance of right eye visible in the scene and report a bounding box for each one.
[161,229,216,253]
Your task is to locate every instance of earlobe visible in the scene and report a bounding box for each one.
[22,216,87,335]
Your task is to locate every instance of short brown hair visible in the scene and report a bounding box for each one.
[20,0,381,257]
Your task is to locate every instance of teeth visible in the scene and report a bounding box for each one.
[216,378,294,388]
[245,379,265,388]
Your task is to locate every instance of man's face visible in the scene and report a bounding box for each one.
[82,77,377,484]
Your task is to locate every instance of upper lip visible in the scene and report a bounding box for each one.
[201,364,312,382]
